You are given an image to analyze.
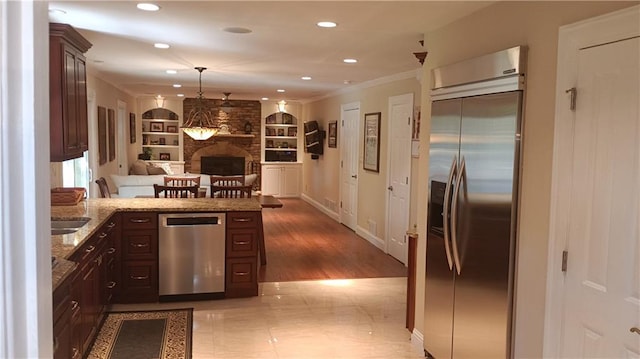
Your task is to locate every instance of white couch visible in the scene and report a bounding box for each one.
[110,173,257,198]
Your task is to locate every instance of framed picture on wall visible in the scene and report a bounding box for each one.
[328,121,337,148]
[108,108,116,162]
[363,112,381,172]
[129,113,136,144]
[166,125,178,133]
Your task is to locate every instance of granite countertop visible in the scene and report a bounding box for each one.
[51,197,262,289]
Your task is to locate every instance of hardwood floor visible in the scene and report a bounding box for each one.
[258,198,407,282]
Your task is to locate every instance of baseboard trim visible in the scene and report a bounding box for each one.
[411,328,424,352]
[300,193,340,222]
[356,226,385,251]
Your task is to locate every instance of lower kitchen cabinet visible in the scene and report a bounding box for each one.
[52,272,72,359]
[261,163,301,197]
[118,212,158,303]
[225,211,260,297]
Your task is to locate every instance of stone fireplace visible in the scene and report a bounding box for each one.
[182,98,262,187]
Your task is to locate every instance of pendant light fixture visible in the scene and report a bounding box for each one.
[182,67,218,140]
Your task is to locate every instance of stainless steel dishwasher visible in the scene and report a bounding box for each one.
[158,213,225,300]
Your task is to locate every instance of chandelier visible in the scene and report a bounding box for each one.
[182,67,218,140]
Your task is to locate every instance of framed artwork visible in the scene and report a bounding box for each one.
[266,139,274,148]
[287,127,297,137]
[277,128,285,136]
[129,113,136,144]
[328,121,337,148]
[150,121,164,132]
[266,128,276,136]
[159,153,171,160]
[265,114,276,124]
[166,125,178,133]
[363,112,381,172]
[159,137,166,145]
[282,113,293,124]
[108,108,116,162]
[98,106,107,165]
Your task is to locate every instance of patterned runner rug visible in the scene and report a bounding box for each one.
[87,308,193,359]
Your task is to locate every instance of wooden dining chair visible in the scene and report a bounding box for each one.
[209,175,251,198]
[95,177,111,198]
[153,184,199,198]
[163,175,201,187]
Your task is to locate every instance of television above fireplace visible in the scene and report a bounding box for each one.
[201,156,245,175]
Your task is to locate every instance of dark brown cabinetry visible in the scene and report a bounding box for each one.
[49,23,92,162]
[119,212,158,303]
[225,212,260,298]
[53,271,73,359]
[63,214,119,358]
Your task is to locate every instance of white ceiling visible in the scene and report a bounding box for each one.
[48,1,492,102]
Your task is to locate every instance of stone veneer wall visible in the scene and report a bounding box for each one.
[182,98,261,175]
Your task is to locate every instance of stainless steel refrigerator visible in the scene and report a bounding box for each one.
[424,46,526,359]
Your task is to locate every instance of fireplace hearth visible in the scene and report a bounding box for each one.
[201,156,245,176]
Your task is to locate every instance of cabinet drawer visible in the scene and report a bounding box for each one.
[226,212,260,229]
[225,257,258,298]
[122,212,157,230]
[119,261,158,303]
[226,228,258,257]
[121,231,157,260]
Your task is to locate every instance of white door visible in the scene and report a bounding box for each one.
[340,102,360,231]
[559,36,640,358]
[386,93,413,264]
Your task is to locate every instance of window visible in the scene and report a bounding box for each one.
[62,151,89,193]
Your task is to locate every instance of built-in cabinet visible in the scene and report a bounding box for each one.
[225,212,260,298]
[261,163,301,198]
[118,212,159,303]
[49,23,92,162]
[141,108,184,173]
[263,112,300,162]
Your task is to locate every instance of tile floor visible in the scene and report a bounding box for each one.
[111,277,425,358]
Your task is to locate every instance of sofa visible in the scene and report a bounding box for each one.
[111,160,257,198]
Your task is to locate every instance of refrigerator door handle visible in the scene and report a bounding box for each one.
[442,156,457,271]
[451,157,466,275]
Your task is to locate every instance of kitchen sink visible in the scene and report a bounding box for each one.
[51,228,78,235]
[51,217,90,229]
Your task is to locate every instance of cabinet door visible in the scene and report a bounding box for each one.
[261,166,282,196]
[75,52,88,153]
[281,165,301,197]
[63,45,80,155]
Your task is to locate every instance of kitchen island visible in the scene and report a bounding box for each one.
[50,197,263,359]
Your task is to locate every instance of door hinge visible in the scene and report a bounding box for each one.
[406,177,408,185]
[407,116,411,125]
[562,250,568,272]
[340,201,342,208]
[565,88,577,111]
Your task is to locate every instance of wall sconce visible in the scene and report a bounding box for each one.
[155,95,165,108]
[277,100,287,113]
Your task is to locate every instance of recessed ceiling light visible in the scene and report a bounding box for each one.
[154,43,170,49]
[177,94,185,97]
[172,84,182,88]
[343,58,357,64]
[301,76,312,81]
[343,80,352,85]
[223,27,253,34]
[166,69,177,74]
[277,89,285,93]
[317,21,337,28]
[136,3,160,11]
[93,60,104,64]
[261,97,269,101]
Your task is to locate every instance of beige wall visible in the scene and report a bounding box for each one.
[414,2,636,358]
[86,73,137,194]
[302,74,422,238]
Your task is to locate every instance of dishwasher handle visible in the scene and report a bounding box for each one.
[163,216,223,227]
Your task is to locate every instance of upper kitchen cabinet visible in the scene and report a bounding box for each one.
[49,23,92,162]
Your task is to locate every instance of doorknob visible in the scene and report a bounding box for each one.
[351,175,357,179]
[388,186,394,191]
[631,327,640,335]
